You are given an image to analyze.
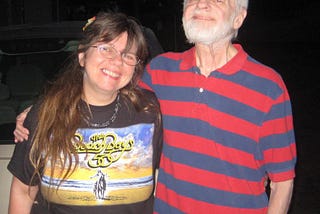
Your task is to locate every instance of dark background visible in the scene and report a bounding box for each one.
[0,0,319,213]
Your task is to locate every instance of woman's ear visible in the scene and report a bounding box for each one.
[78,52,85,67]
[78,44,85,67]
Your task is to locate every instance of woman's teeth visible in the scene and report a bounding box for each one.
[102,69,120,78]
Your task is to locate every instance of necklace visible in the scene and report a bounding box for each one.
[84,94,121,128]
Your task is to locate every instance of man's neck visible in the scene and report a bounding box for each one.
[195,41,237,77]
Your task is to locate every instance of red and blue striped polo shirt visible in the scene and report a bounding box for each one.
[140,44,296,214]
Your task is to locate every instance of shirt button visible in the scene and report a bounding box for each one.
[199,88,204,93]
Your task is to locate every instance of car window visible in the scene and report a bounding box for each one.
[0,23,82,144]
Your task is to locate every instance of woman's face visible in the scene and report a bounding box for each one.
[79,32,137,104]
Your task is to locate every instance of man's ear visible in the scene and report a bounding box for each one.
[233,8,247,30]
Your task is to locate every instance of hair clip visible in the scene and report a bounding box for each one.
[82,16,96,31]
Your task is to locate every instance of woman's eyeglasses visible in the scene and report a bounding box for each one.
[91,45,140,66]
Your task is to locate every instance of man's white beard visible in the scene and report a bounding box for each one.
[182,15,234,45]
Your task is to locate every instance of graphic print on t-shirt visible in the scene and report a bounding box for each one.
[40,123,155,206]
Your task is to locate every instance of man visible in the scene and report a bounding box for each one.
[139,0,296,213]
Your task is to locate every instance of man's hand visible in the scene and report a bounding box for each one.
[13,106,31,143]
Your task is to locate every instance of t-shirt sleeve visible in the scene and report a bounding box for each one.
[7,103,40,186]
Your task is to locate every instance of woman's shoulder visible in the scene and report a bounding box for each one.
[140,89,159,107]
[141,88,157,100]
[23,98,43,128]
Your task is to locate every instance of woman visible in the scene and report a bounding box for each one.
[8,12,162,214]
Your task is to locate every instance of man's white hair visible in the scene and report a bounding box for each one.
[237,0,249,10]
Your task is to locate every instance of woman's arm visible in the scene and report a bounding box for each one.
[8,176,38,214]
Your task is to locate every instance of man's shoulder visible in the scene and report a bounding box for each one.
[244,55,284,83]
[152,47,193,61]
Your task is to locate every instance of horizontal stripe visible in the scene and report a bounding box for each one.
[154,84,270,125]
[261,116,294,137]
[268,169,296,182]
[205,74,273,112]
[156,173,268,209]
[264,143,297,164]
[161,100,260,140]
[155,198,183,214]
[266,100,293,120]
[260,130,295,150]
[163,142,264,181]
[149,55,184,72]
[165,130,259,169]
[163,116,263,158]
[155,195,268,214]
[151,70,199,87]
[224,70,283,100]
[160,155,265,195]
[263,158,297,174]
[245,57,284,86]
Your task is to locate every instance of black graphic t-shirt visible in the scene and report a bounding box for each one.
[8,91,162,214]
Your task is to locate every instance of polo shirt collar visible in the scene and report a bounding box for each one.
[180,44,248,75]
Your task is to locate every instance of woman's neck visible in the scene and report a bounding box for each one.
[82,90,118,106]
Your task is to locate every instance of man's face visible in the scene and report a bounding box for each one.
[182,0,239,45]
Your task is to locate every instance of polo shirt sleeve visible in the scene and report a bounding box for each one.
[139,64,154,92]
[259,79,297,182]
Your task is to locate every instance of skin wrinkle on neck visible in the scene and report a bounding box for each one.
[196,40,235,77]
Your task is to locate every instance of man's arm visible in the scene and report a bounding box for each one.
[8,176,38,214]
[267,179,294,214]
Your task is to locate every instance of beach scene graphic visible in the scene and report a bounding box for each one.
[40,123,155,206]
[91,169,107,200]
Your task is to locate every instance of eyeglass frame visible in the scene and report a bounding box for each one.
[90,44,141,66]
